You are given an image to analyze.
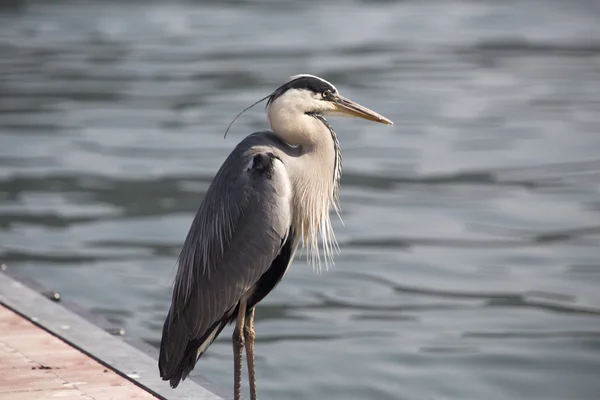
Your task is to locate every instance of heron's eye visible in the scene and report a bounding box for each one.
[322,92,328,99]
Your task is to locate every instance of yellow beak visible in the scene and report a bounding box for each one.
[332,96,393,125]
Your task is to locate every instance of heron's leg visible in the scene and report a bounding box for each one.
[244,308,257,400]
[233,300,247,400]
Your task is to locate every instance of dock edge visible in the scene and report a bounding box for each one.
[0,266,229,400]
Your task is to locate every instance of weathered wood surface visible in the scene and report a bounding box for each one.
[0,304,158,399]
[0,270,228,400]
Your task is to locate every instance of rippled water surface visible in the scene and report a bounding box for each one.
[1,1,600,399]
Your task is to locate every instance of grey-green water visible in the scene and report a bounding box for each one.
[1,1,600,399]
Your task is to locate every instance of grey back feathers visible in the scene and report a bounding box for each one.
[160,133,297,385]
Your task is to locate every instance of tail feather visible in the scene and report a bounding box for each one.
[159,311,232,388]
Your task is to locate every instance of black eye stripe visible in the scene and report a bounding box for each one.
[282,77,335,93]
[267,76,337,106]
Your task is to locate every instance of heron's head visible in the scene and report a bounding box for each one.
[266,74,393,125]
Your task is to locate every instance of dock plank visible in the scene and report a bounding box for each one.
[0,305,158,400]
[0,270,227,400]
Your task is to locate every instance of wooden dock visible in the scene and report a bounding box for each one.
[0,304,158,399]
[0,267,228,400]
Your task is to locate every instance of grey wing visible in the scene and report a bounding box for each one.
[159,142,292,386]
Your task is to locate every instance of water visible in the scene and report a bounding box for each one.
[1,0,600,399]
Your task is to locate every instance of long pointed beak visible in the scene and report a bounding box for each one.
[332,96,394,125]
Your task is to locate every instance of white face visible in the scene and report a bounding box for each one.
[268,88,338,116]
[266,74,341,115]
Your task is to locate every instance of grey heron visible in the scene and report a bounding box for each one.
[158,74,393,400]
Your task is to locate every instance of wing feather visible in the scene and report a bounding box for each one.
[159,133,293,384]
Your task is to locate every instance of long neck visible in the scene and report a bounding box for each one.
[268,108,341,267]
